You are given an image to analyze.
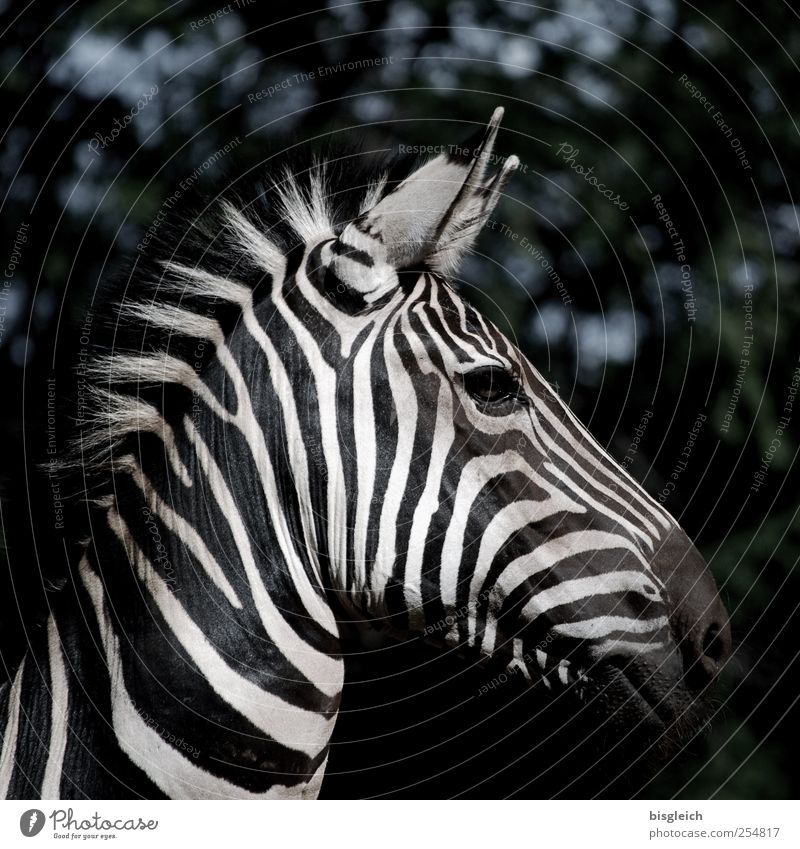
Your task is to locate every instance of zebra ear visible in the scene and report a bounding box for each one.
[329,108,519,295]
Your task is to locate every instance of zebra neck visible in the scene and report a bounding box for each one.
[36,432,345,797]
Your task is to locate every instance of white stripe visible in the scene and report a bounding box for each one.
[41,617,69,799]
[230,343,338,634]
[0,658,25,798]
[588,637,667,659]
[451,290,498,353]
[521,570,662,621]
[508,637,532,683]
[114,675,324,799]
[370,284,425,608]
[472,309,501,355]
[401,308,456,629]
[554,615,670,640]
[440,451,584,614]
[81,393,192,487]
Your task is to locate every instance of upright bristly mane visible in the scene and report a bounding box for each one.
[57,148,416,498]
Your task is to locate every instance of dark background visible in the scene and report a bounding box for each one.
[1,0,798,798]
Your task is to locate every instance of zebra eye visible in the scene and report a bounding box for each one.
[463,366,526,408]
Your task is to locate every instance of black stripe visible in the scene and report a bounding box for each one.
[7,628,52,798]
[328,238,374,267]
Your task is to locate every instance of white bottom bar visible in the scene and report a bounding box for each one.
[1,799,796,847]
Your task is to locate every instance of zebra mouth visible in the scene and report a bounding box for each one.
[523,645,681,727]
[580,653,711,756]
[518,646,685,734]
[597,660,677,729]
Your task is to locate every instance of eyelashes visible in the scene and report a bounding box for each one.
[462,366,528,411]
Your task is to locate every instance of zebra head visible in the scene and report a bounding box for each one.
[268,108,731,739]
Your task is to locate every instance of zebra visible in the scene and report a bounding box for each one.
[0,108,730,799]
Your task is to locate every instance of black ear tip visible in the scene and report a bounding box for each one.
[490,106,505,127]
[451,107,508,164]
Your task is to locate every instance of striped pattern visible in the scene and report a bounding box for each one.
[1,110,688,798]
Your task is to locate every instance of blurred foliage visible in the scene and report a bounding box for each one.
[1,0,798,798]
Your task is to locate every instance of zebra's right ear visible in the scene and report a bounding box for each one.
[327,108,519,302]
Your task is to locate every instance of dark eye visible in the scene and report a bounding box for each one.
[463,367,526,408]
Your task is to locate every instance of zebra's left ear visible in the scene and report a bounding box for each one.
[329,108,519,296]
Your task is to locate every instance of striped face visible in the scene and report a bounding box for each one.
[282,108,730,733]
[357,273,674,651]
[297,253,691,726]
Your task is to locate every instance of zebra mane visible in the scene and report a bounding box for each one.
[58,146,417,497]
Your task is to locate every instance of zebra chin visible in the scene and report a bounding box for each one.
[588,651,712,742]
[510,634,717,758]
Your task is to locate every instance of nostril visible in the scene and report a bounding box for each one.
[682,617,730,691]
[702,614,732,666]
[702,623,724,663]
